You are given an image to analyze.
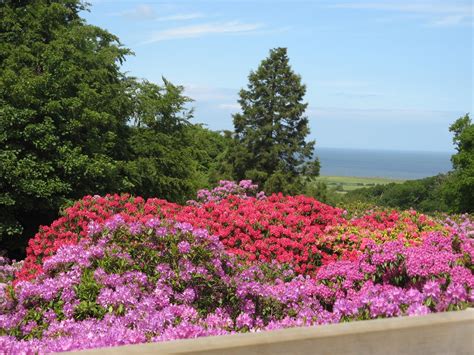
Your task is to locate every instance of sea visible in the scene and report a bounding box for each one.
[315,147,453,180]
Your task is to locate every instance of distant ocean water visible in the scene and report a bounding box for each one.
[315,147,453,180]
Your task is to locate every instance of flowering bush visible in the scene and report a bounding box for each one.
[0,257,22,314]
[0,257,22,285]
[16,194,180,282]
[17,183,453,281]
[1,213,472,353]
[171,198,451,274]
[188,180,266,206]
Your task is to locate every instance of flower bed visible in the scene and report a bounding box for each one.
[1,181,473,353]
[17,182,450,281]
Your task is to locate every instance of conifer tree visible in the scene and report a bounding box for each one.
[231,47,319,193]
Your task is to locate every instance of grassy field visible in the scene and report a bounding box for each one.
[314,175,405,193]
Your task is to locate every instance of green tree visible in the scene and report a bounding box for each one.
[230,48,319,193]
[444,113,474,212]
[185,125,234,188]
[124,79,196,203]
[128,77,193,132]
[0,0,132,255]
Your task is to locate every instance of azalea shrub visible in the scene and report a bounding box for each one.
[188,179,266,205]
[17,185,451,281]
[0,257,22,285]
[1,181,473,353]
[1,214,473,353]
[171,199,451,273]
[16,194,180,282]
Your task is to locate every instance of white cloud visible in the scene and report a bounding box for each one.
[143,21,264,43]
[217,103,240,110]
[316,80,370,88]
[330,2,471,14]
[112,4,157,20]
[157,13,205,22]
[110,4,204,22]
[184,85,238,102]
[430,15,470,27]
[330,1,473,27]
[330,92,381,98]
[307,106,464,122]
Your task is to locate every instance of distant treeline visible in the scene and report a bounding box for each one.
[344,174,451,212]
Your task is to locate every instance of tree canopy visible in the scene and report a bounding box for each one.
[123,78,197,203]
[0,0,133,254]
[445,113,474,212]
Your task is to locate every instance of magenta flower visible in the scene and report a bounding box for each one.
[87,220,102,236]
[104,214,125,231]
[177,241,191,254]
[407,304,430,316]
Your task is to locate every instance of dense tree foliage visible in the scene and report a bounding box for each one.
[0,0,132,255]
[185,125,234,188]
[445,114,473,212]
[123,79,195,203]
[124,79,232,202]
[344,175,449,212]
[229,48,319,193]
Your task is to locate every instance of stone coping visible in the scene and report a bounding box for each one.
[66,308,474,355]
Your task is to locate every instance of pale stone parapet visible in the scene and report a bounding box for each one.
[66,308,474,355]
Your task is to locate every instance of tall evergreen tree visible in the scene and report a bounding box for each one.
[230,47,319,193]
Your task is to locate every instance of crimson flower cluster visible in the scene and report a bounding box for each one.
[18,187,451,281]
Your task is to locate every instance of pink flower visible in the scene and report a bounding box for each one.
[178,241,191,254]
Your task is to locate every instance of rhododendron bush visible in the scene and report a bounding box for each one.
[1,181,473,353]
[17,182,450,281]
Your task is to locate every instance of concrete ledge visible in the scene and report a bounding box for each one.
[69,308,474,355]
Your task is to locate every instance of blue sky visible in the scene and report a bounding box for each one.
[84,0,473,152]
